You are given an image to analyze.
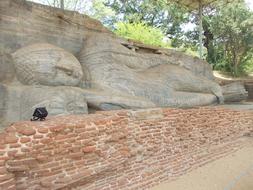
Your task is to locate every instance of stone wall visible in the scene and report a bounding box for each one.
[245,81,253,100]
[0,0,111,55]
[0,107,252,190]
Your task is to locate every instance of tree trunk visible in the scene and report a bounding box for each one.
[232,50,238,77]
[60,0,64,9]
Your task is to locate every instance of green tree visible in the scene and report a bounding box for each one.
[115,22,171,48]
[210,1,253,76]
[87,0,117,28]
[105,0,189,45]
[29,0,116,27]
[29,0,91,11]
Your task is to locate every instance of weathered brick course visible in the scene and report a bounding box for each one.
[0,107,252,190]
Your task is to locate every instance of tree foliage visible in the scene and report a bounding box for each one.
[104,0,189,41]
[115,22,171,48]
[29,0,253,76]
[29,0,92,12]
[29,0,117,28]
[209,1,253,76]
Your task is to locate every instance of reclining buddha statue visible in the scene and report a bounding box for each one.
[0,33,224,128]
[78,33,223,108]
[0,0,224,129]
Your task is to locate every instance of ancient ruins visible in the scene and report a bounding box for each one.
[0,0,232,128]
[0,1,252,190]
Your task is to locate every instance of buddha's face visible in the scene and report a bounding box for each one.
[13,43,83,86]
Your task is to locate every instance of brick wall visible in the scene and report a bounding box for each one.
[0,107,252,190]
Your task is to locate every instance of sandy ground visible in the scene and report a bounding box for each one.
[151,137,253,190]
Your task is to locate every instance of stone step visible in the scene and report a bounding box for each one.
[245,82,253,100]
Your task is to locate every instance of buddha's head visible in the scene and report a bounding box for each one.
[12,43,83,86]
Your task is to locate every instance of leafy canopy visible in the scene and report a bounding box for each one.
[104,0,189,39]
[210,1,253,76]
[115,22,171,48]
[29,0,253,76]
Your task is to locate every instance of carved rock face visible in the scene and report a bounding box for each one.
[12,43,83,86]
[0,52,15,83]
[20,86,88,118]
[79,34,223,108]
[0,85,88,128]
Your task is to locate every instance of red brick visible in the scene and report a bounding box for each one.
[82,146,96,153]
[1,159,12,165]
[0,178,15,189]
[40,180,52,188]
[37,127,48,134]
[5,127,16,133]
[17,126,36,136]
[36,155,51,163]
[55,176,72,184]
[40,138,51,144]
[7,185,16,190]
[34,134,43,139]
[7,165,29,172]
[55,134,68,140]
[4,134,18,144]
[0,145,6,150]
[93,119,108,125]
[6,160,23,167]
[49,126,64,132]
[0,174,14,182]
[20,137,31,143]
[75,128,87,133]
[68,152,83,160]
[118,178,128,186]
[21,148,30,153]
[42,162,59,169]
[0,107,251,190]
[0,160,5,167]
[33,144,44,149]
[71,169,92,180]
[9,143,21,148]
[0,167,7,175]
[7,150,18,157]
[13,153,26,159]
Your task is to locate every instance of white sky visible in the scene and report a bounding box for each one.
[246,0,253,10]
[182,0,253,32]
[29,0,253,12]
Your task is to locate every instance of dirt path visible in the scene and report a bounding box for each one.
[151,138,253,190]
[213,71,253,81]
